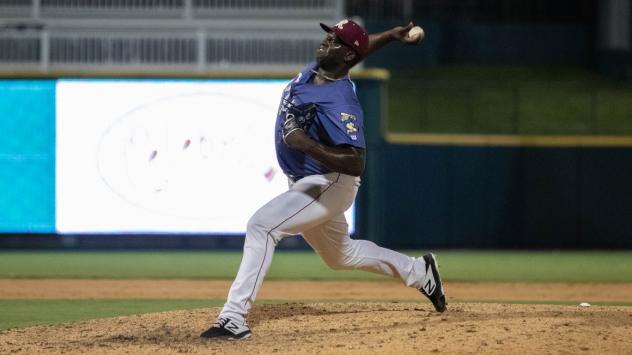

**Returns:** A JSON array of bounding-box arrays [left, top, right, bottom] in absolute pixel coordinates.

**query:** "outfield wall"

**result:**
[[357, 79, 632, 249], [0, 77, 631, 248], [360, 143, 632, 249]]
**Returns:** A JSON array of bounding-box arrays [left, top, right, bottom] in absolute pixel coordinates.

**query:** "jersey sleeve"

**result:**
[[317, 106, 366, 149]]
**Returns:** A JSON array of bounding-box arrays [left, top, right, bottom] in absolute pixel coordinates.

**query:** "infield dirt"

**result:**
[[1, 280, 632, 354]]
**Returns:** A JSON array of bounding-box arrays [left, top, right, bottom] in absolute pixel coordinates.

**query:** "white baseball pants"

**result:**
[[219, 172, 427, 325]]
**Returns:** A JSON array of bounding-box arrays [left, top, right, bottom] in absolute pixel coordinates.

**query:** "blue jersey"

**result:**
[[275, 62, 366, 179]]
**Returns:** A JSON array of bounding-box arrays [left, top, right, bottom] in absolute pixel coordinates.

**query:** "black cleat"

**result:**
[[200, 317, 252, 340], [418, 253, 447, 312]]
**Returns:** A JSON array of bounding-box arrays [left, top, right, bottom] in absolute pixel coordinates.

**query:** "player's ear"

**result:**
[[344, 50, 357, 64]]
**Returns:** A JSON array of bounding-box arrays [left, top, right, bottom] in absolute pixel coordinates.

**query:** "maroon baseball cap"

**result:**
[[320, 19, 369, 58]]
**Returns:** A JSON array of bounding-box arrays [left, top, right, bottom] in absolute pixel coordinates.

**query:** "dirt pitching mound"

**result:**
[[2, 302, 631, 354]]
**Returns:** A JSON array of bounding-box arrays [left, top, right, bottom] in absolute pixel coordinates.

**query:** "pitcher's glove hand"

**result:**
[[282, 111, 302, 145], [282, 103, 317, 145]]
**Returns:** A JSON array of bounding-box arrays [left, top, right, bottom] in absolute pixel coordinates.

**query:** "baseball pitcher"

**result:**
[[201, 19, 445, 340]]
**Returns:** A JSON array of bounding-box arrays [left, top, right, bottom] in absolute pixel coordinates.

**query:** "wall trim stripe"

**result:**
[[385, 132, 632, 147]]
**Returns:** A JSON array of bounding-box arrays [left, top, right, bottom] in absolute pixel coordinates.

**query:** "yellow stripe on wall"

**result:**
[[385, 132, 632, 147], [0, 68, 390, 80]]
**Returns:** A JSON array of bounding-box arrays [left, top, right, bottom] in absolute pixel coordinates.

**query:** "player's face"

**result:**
[[316, 32, 351, 66]]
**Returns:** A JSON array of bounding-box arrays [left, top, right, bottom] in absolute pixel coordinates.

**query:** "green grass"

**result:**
[[0, 251, 381, 280], [0, 299, 224, 330], [387, 66, 632, 135], [1, 250, 632, 283], [430, 251, 632, 283], [1, 250, 632, 330]]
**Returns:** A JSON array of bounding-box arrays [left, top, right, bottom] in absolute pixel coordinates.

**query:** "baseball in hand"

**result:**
[[408, 26, 425, 44]]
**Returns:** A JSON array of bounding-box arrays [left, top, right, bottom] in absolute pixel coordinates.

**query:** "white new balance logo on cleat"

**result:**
[[224, 320, 249, 335], [422, 267, 436, 295], [201, 317, 252, 340]]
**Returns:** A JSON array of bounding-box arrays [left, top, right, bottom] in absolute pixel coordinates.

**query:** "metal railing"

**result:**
[[0, 28, 323, 72], [49, 35, 198, 65], [0, 34, 40, 63], [0, 0, 343, 19], [28, 31, 322, 70], [0, 0, 343, 73], [194, 0, 341, 19], [0, 1, 30, 19], [205, 35, 319, 66]]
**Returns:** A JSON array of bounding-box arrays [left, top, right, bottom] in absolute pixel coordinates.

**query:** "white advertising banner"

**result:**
[[55, 79, 355, 234]]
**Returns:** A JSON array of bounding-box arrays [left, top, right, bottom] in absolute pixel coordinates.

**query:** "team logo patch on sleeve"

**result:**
[[340, 112, 356, 122], [346, 122, 358, 140], [340, 113, 358, 140]]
